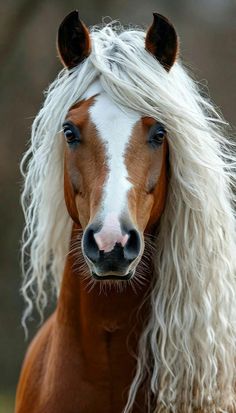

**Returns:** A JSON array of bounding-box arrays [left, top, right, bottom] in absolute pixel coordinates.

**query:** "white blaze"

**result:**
[[86, 80, 141, 252]]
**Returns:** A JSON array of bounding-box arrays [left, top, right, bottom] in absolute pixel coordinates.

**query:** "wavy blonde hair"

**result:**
[[21, 23, 236, 412]]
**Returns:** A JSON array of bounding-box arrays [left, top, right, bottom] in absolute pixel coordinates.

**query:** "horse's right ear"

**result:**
[[57, 10, 91, 69]]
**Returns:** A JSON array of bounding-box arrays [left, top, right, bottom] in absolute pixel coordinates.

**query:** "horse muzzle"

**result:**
[[82, 224, 142, 281]]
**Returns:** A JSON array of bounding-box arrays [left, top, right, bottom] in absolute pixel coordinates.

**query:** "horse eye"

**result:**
[[148, 124, 166, 149], [62, 122, 80, 145]]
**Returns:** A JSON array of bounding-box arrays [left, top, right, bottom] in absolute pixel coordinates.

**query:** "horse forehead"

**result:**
[[88, 93, 141, 151]]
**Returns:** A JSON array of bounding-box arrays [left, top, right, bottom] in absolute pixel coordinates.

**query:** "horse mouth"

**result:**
[[91, 270, 134, 281]]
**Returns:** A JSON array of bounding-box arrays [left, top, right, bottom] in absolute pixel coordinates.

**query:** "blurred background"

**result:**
[[0, 0, 235, 412]]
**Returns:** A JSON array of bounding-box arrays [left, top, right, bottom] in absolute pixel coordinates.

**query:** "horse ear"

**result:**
[[57, 10, 91, 69], [145, 13, 178, 71]]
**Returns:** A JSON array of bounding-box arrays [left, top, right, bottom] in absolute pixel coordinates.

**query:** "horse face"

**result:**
[[59, 11, 177, 280], [63, 82, 168, 280]]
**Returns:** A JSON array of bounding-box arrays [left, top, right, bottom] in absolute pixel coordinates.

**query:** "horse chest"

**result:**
[[38, 323, 144, 413]]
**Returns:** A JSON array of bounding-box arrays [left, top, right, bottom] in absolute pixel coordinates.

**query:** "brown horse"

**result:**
[[15, 11, 236, 413]]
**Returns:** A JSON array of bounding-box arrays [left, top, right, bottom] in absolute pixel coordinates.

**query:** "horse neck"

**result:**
[[56, 224, 152, 344]]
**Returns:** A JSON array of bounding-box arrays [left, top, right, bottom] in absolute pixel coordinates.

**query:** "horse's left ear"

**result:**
[[145, 13, 178, 71], [57, 10, 91, 69]]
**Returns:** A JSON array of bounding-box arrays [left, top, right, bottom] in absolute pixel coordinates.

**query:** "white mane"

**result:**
[[21, 23, 236, 412]]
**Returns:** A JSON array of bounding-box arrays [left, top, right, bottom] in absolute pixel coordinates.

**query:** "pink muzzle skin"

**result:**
[[94, 212, 129, 253]]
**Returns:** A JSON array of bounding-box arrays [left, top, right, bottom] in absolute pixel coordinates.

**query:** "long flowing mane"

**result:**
[[21, 22, 236, 412]]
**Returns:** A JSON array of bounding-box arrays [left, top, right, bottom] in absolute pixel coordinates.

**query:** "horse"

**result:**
[[15, 10, 236, 413]]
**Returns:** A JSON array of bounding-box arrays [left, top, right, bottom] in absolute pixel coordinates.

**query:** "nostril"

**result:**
[[124, 229, 141, 262], [83, 228, 100, 263]]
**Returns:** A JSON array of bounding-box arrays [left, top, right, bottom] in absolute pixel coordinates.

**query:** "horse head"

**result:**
[[58, 11, 178, 281]]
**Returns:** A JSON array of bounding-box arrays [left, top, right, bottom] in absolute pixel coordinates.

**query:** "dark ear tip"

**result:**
[[67, 10, 79, 18], [152, 13, 174, 28], [59, 10, 80, 26]]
